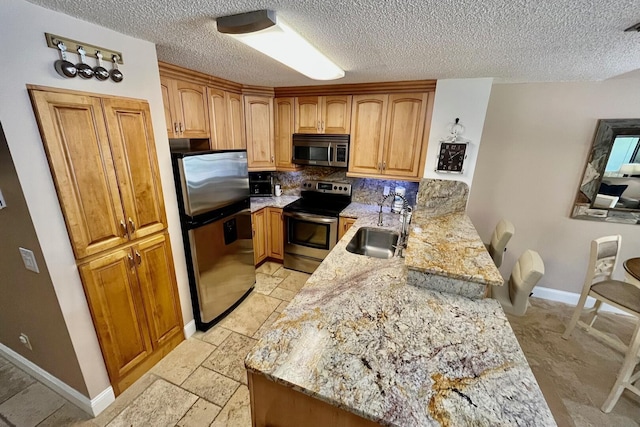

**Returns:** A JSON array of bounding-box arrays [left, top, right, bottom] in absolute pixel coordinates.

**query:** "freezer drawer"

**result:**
[[188, 208, 255, 324]]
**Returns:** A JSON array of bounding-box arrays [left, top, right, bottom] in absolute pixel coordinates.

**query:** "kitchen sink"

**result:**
[[346, 227, 400, 259]]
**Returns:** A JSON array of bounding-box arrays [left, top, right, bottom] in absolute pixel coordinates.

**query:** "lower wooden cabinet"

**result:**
[[252, 209, 267, 265], [252, 207, 284, 265], [338, 217, 357, 240], [78, 232, 183, 395], [267, 208, 284, 261]]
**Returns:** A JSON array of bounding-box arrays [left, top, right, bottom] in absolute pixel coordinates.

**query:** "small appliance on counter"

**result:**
[[249, 171, 274, 196], [171, 149, 254, 331], [283, 180, 352, 273]]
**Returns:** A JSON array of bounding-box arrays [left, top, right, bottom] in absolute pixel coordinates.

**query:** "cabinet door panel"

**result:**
[[323, 96, 352, 134], [295, 97, 321, 133], [103, 99, 167, 241], [252, 209, 267, 264], [207, 88, 229, 150], [160, 77, 177, 138], [134, 234, 183, 347], [275, 98, 298, 171], [267, 208, 284, 260], [245, 96, 275, 170], [227, 92, 246, 149], [383, 93, 428, 177], [29, 90, 128, 258], [349, 95, 388, 175], [174, 81, 209, 138], [79, 249, 153, 382]]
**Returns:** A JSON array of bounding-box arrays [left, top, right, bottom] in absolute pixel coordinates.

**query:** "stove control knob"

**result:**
[[339, 186, 343, 191], [333, 186, 337, 190]]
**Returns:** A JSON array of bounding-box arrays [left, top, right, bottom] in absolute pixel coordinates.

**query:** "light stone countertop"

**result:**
[[404, 209, 504, 287], [245, 210, 555, 426], [339, 202, 382, 218], [249, 195, 299, 213]]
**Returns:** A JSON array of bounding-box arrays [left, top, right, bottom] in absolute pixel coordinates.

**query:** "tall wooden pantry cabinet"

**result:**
[[29, 87, 184, 395]]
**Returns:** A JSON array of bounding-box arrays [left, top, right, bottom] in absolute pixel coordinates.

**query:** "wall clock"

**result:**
[[436, 142, 467, 173]]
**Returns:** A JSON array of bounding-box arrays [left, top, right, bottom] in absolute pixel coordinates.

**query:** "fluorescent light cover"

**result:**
[[224, 17, 344, 81]]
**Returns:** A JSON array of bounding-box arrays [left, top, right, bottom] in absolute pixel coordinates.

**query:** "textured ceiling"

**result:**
[[26, 0, 640, 86]]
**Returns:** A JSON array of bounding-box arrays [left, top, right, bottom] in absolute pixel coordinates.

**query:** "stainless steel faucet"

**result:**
[[378, 193, 411, 246]]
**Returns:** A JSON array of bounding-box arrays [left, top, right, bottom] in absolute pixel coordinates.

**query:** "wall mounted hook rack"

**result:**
[[45, 33, 123, 64]]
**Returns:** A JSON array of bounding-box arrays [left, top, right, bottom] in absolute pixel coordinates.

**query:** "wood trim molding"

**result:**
[[158, 61, 242, 93], [275, 80, 437, 96], [158, 62, 436, 97]]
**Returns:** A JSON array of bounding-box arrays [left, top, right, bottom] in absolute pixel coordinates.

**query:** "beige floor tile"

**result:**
[[200, 326, 233, 346], [181, 366, 239, 407], [256, 262, 282, 275], [91, 373, 158, 427], [0, 363, 36, 404], [203, 333, 257, 384], [177, 398, 221, 427], [277, 270, 310, 292], [107, 379, 197, 427], [254, 272, 284, 295], [211, 385, 251, 427], [272, 267, 292, 279], [0, 356, 9, 368], [253, 312, 281, 340], [275, 300, 289, 313], [0, 382, 65, 427], [151, 338, 216, 385], [563, 399, 639, 427], [37, 402, 96, 426], [269, 287, 297, 302], [218, 293, 281, 336]]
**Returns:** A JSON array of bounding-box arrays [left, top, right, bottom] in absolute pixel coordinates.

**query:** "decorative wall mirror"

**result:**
[[572, 119, 640, 224]]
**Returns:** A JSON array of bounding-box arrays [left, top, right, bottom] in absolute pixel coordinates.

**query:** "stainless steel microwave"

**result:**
[[292, 134, 349, 168]]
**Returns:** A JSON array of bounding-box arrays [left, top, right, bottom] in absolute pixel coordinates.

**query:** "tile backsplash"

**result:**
[[274, 167, 418, 206]]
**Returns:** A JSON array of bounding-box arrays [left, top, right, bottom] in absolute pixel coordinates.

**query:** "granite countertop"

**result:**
[[245, 211, 555, 426], [339, 202, 382, 218], [404, 210, 504, 287], [250, 195, 299, 212]]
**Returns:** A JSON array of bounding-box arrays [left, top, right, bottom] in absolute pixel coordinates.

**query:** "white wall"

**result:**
[[0, 0, 191, 398], [423, 78, 493, 188], [467, 78, 640, 293]]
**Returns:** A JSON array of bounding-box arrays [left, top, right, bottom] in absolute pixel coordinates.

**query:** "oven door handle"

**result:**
[[283, 211, 338, 224]]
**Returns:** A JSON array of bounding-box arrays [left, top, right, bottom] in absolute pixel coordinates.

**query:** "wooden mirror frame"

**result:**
[[571, 119, 640, 225]]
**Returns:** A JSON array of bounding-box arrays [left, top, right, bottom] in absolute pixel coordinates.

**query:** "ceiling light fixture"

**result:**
[[216, 10, 345, 81]]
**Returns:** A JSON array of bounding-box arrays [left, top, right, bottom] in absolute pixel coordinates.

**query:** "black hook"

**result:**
[[455, 118, 460, 124]]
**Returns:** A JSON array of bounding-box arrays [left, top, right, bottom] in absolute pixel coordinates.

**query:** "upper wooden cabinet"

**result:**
[[245, 95, 275, 171], [348, 93, 432, 180], [208, 87, 245, 150], [30, 90, 167, 259], [294, 96, 351, 134], [274, 98, 300, 171], [160, 76, 209, 138]]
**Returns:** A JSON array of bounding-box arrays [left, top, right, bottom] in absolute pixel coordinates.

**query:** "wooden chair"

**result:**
[[561, 235, 640, 412], [485, 219, 515, 268], [491, 250, 545, 316]]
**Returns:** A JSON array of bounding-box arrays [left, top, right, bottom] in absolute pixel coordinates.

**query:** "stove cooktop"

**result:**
[[283, 180, 352, 217]]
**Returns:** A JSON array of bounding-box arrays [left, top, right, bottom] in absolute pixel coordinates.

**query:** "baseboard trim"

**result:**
[[183, 320, 196, 338], [0, 343, 115, 416], [532, 286, 629, 316]]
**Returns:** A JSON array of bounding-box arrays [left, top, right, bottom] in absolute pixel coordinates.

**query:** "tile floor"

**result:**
[[0, 262, 638, 426]]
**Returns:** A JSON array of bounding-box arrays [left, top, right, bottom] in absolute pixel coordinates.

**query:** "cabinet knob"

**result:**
[[135, 250, 142, 265], [382, 161, 387, 171], [271, 155, 274, 163], [174, 122, 179, 133], [127, 253, 135, 269], [120, 220, 128, 238], [128, 217, 136, 233], [179, 122, 184, 133], [317, 120, 321, 132], [322, 120, 325, 132]]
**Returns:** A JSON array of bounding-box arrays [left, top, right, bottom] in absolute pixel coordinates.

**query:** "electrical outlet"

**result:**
[[19, 333, 32, 350], [19, 247, 39, 273], [383, 186, 390, 196]]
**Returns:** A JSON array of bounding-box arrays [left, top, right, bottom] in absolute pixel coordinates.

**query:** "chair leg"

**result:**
[[588, 300, 603, 328], [563, 289, 591, 340], [601, 321, 640, 413]]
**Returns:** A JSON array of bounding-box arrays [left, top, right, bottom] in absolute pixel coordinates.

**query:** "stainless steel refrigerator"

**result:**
[[171, 150, 254, 330]]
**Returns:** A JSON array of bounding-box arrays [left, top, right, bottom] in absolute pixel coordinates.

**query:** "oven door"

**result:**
[[283, 211, 338, 260]]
